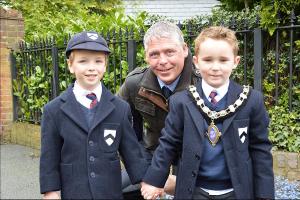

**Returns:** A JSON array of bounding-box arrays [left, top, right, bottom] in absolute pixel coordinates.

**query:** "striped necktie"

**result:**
[[209, 90, 218, 105], [86, 93, 97, 109]]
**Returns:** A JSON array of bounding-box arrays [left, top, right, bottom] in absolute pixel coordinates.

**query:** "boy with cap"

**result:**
[[39, 31, 148, 199], [141, 26, 274, 199]]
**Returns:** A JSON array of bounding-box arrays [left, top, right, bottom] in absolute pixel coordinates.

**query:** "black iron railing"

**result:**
[[11, 16, 300, 123]]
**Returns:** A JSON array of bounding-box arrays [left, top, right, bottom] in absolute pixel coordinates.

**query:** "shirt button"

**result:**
[[90, 172, 96, 178], [89, 156, 95, 162], [88, 141, 94, 146]]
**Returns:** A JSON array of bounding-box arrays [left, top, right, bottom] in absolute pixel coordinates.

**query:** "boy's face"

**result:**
[[145, 37, 188, 85], [193, 38, 240, 88], [68, 50, 107, 91]]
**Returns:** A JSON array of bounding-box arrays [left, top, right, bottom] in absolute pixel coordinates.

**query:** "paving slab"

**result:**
[[0, 144, 41, 199]]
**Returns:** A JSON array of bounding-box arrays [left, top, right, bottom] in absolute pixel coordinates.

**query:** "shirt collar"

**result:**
[[202, 79, 229, 101], [157, 75, 181, 92], [73, 81, 102, 101]]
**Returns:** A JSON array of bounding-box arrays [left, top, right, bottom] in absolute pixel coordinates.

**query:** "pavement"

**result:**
[[1, 144, 42, 199], [1, 144, 299, 199]]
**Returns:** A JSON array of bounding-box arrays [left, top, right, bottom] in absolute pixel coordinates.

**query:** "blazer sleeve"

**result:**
[[39, 105, 63, 194], [118, 103, 149, 184], [249, 90, 274, 198], [143, 95, 184, 188]]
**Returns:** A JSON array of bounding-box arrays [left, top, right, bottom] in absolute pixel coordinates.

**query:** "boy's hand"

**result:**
[[164, 174, 176, 195], [141, 182, 163, 199], [43, 191, 60, 199]]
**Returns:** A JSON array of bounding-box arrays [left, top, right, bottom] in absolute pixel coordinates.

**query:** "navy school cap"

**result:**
[[66, 31, 111, 58]]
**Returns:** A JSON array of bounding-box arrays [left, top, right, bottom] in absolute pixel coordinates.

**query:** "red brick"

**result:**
[[0, 73, 12, 79], [0, 89, 12, 95], [1, 112, 12, 119], [6, 26, 19, 32], [6, 31, 19, 38], [0, 53, 9, 60], [0, 64, 9, 71], [0, 91, 13, 98], [18, 32, 24, 38], [4, 9, 22, 19], [0, 8, 23, 136], [0, 102, 12, 109], [0, 20, 7, 30], [0, 107, 13, 112], [0, 42, 8, 48], [1, 79, 12, 87], [1, 117, 12, 122], [0, 94, 12, 100]]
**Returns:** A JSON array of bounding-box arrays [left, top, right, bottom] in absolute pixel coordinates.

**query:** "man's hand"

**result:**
[[141, 182, 163, 200], [164, 175, 176, 195], [43, 191, 60, 199]]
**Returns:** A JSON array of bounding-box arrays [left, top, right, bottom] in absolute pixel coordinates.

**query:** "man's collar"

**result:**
[[157, 75, 181, 92]]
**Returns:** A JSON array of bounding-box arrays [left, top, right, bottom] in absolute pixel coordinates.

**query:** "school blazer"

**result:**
[[143, 80, 274, 199], [40, 84, 148, 199]]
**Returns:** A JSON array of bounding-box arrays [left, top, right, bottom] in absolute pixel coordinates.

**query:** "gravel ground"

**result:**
[[275, 175, 300, 199], [165, 176, 300, 199]]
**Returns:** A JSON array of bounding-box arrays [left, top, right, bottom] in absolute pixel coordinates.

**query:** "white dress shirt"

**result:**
[[202, 79, 229, 103], [72, 81, 102, 109]]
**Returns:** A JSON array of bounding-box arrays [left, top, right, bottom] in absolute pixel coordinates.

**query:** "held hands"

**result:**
[[43, 191, 60, 199], [141, 182, 164, 200]]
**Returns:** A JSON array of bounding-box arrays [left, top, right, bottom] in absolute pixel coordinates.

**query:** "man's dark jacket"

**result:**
[[117, 51, 199, 151]]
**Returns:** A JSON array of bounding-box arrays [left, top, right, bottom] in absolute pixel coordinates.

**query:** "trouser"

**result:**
[[192, 187, 235, 200]]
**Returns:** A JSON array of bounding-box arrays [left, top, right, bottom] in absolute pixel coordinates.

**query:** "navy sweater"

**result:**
[[196, 94, 232, 190]]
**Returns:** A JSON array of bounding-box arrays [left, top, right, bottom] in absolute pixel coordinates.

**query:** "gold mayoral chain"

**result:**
[[189, 85, 250, 147]]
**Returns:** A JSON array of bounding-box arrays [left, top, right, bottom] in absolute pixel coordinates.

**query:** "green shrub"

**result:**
[[9, 2, 300, 152], [269, 105, 300, 152]]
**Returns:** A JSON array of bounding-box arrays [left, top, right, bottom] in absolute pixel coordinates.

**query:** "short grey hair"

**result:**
[[143, 21, 185, 51]]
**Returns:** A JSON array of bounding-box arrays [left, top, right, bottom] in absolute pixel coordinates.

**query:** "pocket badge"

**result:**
[[104, 129, 116, 146], [238, 127, 248, 143]]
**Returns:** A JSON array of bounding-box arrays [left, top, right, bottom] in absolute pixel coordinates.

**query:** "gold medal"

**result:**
[[206, 120, 222, 147]]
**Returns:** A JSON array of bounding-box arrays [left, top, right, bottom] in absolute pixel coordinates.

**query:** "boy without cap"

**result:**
[[141, 26, 274, 199]]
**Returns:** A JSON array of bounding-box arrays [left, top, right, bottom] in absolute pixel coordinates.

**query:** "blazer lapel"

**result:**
[[89, 85, 115, 132], [186, 81, 205, 140], [60, 85, 89, 133], [222, 81, 243, 136]]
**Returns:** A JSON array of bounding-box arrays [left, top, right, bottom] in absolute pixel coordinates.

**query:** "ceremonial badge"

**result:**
[[207, 121, 222, 146], [189, 85, 250, 147]]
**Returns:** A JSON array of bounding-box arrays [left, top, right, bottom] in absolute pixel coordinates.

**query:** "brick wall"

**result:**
[[0, 8, 24, 141]]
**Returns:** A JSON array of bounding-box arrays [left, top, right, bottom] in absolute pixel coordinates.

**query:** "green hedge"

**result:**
[[12, 5, 300, 152]]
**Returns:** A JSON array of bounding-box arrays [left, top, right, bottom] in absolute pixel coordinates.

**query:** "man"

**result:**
[[117, 21, 199, 198]]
